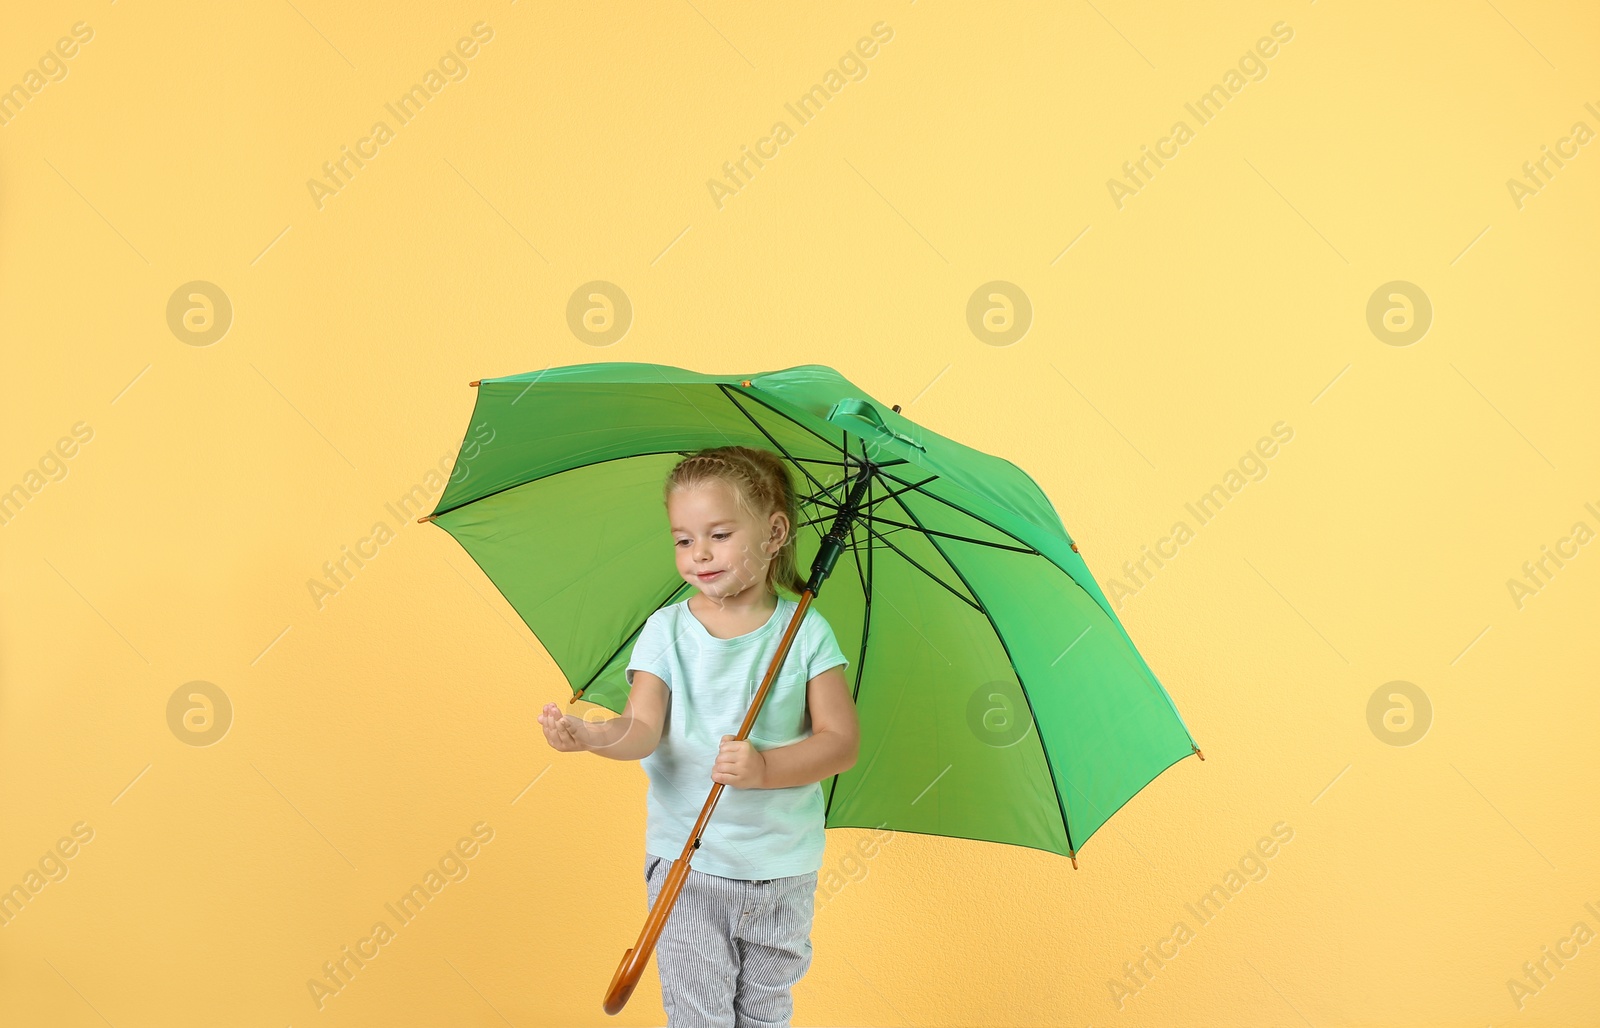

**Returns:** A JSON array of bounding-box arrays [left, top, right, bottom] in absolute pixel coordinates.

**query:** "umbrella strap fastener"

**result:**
[[826, 398, 926, 452]]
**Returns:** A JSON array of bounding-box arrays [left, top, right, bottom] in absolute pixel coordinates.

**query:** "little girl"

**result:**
[[537, 444, 859, 1027]]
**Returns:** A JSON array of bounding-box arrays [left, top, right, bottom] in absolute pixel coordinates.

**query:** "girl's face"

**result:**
[[667, 479, 785, 605]]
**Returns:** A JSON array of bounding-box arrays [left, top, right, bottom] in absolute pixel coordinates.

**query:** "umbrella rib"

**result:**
[[428, 448, 704, 520], [717, 394, 1061, 586], [790, 455, 911, 468], [716, 387, 944, 567], [882, 486, 1079, 860], [874, 463, 1133, 658], [712, 385, 996, 574], [716, 385, 847, 512], [1060, 749, 1195, 856], [720, 383, 869, 459], [877, 463, 1185, 756], [843, 435, 878, 625], [865, 476, 943, 511], [854, 521, 982, 612], [850, 515, 1038, 554], [713, 389, 860, 565], [794, 489, 843, 514], [794, 509, 917, 539], [717, 385, 937, 505], [869, 466, 1050, 561], [827, 453, 879, 821], [796, 474, 941, 526], [573, 580, 695, 701], [844, 453, 879, 667], [429, 384, 908, 524], [793, 472, 933, 526], [848, 506, 875, 658]]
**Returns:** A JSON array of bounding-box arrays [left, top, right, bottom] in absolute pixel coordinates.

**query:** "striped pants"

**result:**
[[644, 852, 818, 1027]]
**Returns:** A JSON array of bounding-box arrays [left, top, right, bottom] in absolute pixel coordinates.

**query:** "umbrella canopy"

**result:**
[[423, 362, 1200, 865]]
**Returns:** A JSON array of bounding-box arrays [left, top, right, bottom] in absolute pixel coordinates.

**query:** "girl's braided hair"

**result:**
[[665, 445, 807, 598]]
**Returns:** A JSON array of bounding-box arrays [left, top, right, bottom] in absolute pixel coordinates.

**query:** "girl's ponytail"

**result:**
[[744, 447, 807, 598]]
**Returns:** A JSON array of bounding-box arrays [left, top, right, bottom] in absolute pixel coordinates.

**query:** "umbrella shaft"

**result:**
[[807, 462, 878, 596]]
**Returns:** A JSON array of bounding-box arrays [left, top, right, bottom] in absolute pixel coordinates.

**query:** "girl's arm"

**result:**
[[754, 665, 859, 789], [574, 672, 668, 761]]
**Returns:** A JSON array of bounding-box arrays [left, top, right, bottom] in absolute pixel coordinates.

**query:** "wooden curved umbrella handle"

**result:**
[[602, 816, 713, 1014]]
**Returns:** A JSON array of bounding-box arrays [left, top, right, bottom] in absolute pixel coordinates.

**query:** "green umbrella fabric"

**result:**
[[424, 362, 1200, 864]]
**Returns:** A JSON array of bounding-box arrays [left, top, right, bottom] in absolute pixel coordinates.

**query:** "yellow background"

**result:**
[[2, 1, 1597, 1025]]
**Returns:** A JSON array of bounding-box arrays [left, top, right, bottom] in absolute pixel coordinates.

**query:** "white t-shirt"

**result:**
[[626, 594, 850, 880]]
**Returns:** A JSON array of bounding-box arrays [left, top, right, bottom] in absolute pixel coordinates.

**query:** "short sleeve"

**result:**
[[805, 610, 849, 680], [625, 610, 674, 689]]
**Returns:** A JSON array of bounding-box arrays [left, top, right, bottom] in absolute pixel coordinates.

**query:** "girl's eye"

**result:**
[[675, 533, 731, 545]]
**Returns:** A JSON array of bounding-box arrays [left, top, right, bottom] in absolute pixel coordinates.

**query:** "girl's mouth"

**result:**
[[696, 571, 723, 581]]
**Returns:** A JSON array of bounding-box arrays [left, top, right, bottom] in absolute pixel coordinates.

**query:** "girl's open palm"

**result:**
[[538, 702, 588, 752]]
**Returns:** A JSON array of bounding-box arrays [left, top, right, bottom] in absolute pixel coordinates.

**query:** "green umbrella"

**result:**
[[419, 361, 1202, 1013]]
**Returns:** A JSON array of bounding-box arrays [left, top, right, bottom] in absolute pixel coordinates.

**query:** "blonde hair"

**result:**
[[665, 445, 806, 597]]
